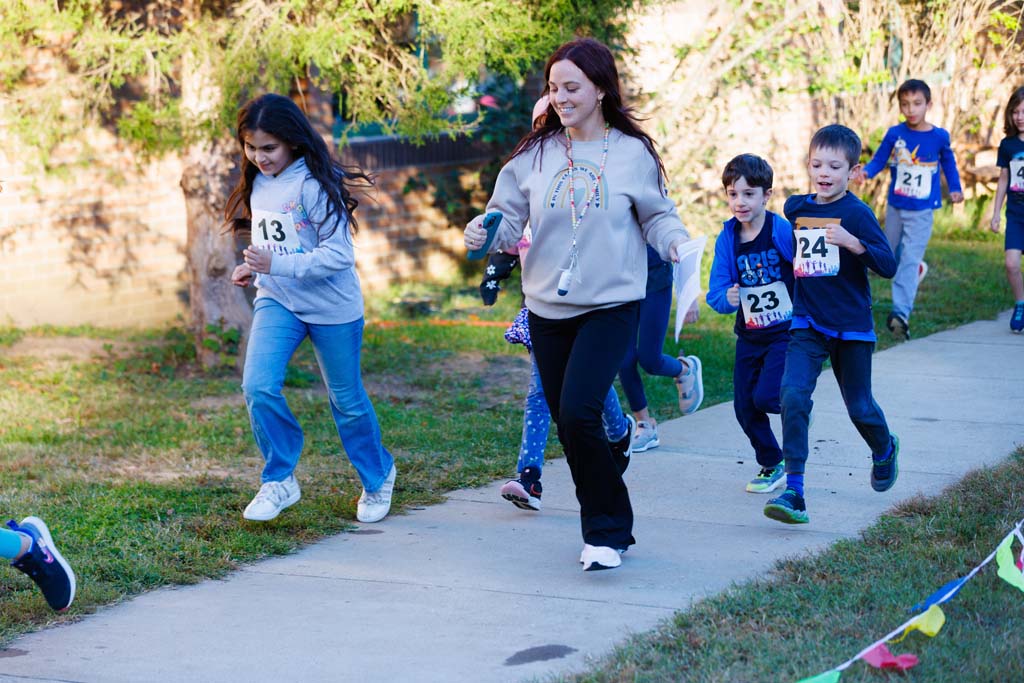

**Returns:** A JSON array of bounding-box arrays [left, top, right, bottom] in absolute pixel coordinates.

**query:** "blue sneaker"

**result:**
[[871, 434, 900, 492], [1011, 302, 1024, 333], [8, 517, 76, 611], [746, 464, 785, 494], [764, 489, 809, 524]]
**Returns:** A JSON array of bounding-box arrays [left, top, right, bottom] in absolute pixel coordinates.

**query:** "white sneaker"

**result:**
[[632, 421, 660, 452], [580, 544, 622, 571], [243, 475, 301, 521], [676, 355, 704, 415], [357, 464, 397, 523]]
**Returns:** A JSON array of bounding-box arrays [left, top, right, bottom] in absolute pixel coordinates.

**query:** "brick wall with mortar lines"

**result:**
[[0, 142, 481, 328]]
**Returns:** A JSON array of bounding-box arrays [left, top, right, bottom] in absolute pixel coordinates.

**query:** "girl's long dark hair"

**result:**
[[1004, 86, 1024, 137], [509, 38, 667, 186], [224, 93, 371, 237]]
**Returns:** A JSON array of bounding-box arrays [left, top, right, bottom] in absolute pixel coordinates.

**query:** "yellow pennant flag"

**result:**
[[996, 533, 1024, 594], [890, 605, 945, 643]]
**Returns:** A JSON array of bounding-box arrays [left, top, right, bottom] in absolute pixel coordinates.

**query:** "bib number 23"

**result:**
[[740, 281, 793, 329]]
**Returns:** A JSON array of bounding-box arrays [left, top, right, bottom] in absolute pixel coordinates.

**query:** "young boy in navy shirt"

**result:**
[[765, 125, 900, 525], [859, 79, 963, 339], [707, 154, 794, 494]]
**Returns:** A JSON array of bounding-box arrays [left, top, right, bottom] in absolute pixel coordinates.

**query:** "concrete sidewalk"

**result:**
[[1, 313, 1021, 683]]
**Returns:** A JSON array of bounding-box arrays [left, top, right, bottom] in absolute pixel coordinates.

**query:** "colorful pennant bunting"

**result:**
[[792, 518, 1024, 683]]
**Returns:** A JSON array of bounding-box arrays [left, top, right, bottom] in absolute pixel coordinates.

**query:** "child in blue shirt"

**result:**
[[859, 79, 963, 339], [764, 125, 899, 525], [988, 86, 1024, 333], [707, 154, 794, 494]]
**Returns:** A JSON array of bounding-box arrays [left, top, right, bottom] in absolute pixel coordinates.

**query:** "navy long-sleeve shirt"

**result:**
[[784, 192, 897, 341], [862, 123, 961, 211]]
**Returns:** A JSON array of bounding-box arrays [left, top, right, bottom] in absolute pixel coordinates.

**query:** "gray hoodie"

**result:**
[[487, 129, 689, 319], [251, 157, 363, 324]]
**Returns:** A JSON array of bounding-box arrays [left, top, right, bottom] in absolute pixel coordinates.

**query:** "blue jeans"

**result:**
[[734, 335, 788, 468], [242, 298, 393, 491], [780, 327, 891, 476], [618, 285, 683, 412], [518, 352, 628, 474], [884, 206, 934, 319]]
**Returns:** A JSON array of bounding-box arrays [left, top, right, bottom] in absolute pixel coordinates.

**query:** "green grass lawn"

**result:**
[[0, 204, 1018, 680]]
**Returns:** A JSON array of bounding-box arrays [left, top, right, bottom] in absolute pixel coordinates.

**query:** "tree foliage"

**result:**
[[1, 0, 643, 161], [649, 0, 1024, 218]]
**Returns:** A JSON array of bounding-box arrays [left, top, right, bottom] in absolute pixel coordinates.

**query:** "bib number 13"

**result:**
[[250, 209, 300, 252], [258, 217, 287, 242]]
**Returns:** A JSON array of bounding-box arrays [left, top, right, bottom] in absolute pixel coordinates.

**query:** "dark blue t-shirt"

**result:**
[[997, 136, 1024, 222]]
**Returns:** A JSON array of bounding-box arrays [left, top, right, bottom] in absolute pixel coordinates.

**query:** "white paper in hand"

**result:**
[[672, 235, 708, 342]]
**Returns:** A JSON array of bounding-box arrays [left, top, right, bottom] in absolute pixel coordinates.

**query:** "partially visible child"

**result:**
[[618, 245, 704, 453], [765, 125, 899, 525], [480, 239, 635, 512], [2, 516, 75, 611], [706, 154, 794, 494], [988, 86, 1024, 333], [859, 79, 963, 340]]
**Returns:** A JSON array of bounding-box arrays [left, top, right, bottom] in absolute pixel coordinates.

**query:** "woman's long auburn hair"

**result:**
[[224, 93, 371, 238], [509, 38, 667, 186]]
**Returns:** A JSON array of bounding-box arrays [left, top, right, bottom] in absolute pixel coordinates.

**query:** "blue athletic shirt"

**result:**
[[863, 123, 962, 211], [706, 211, 794, 342], [783, 192, 896, 341]]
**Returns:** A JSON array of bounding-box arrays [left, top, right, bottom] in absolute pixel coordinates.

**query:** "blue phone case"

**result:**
[[467, 212, 503, 261]]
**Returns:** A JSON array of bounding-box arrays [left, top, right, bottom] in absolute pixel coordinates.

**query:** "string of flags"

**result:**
[[795, 517, 1024, 682]]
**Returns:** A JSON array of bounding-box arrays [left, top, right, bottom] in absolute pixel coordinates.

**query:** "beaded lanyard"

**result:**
[[563, 122, 610, 285]]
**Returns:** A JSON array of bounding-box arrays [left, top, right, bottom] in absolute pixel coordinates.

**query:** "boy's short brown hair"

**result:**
[[809, 125, 861, 168], [721, 154, 774, 190]]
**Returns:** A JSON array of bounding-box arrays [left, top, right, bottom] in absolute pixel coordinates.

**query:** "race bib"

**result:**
[[894, 163, 931, 199], [1010, 159, 1024, 193], [793, 218, 840, 277], [740, 280, 793, 330], [251, 209, 301, 253]]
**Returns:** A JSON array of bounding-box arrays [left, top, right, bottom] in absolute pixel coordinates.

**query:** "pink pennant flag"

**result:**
[[861, 643, 919, 671]]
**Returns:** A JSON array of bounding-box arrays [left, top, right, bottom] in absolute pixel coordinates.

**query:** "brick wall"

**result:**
[[0, 131, 484, 328], [0, 137, 190, 328]]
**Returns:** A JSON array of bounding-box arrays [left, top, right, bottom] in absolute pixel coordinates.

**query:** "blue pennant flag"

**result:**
[[911, 576, 968, 613]]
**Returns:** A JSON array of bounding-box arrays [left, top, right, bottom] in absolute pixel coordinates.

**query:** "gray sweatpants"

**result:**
[[884, 206, 934, 319]]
